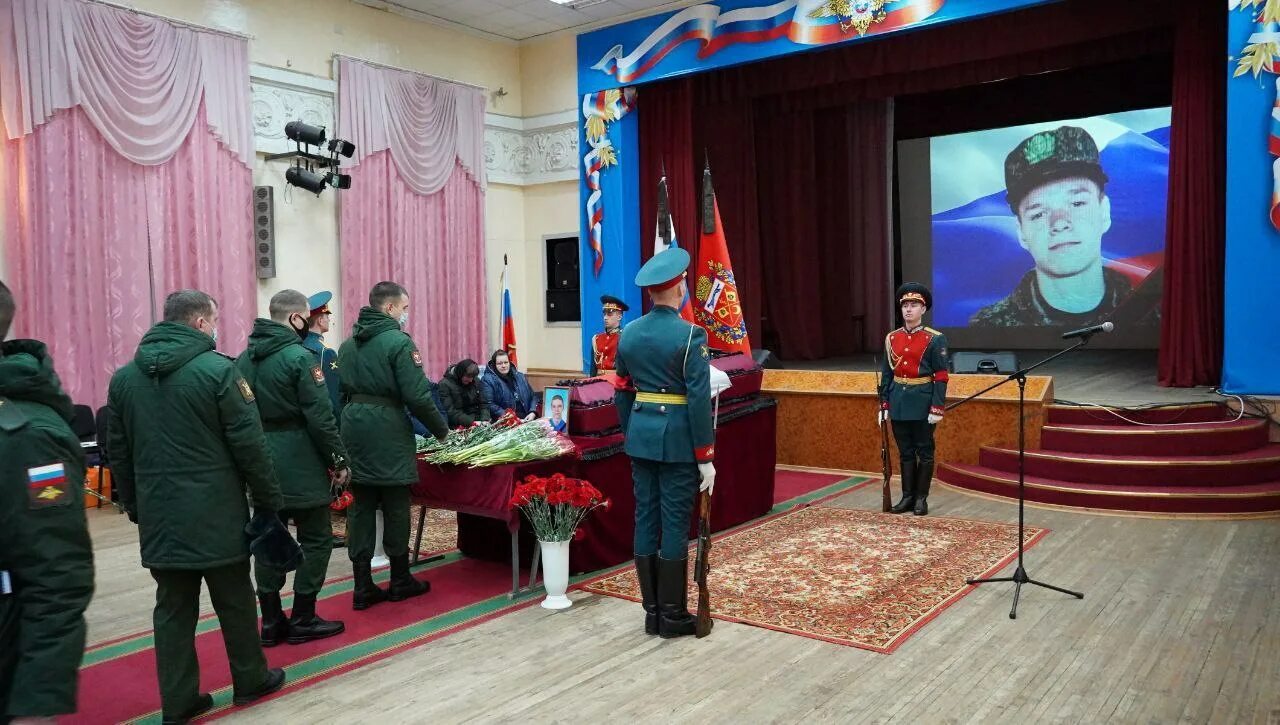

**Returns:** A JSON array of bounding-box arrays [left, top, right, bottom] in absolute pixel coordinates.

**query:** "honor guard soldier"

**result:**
[[338, 281, 449, 611], [107, 290, 286, 722], [302, 291, 342, 416], [877, 282, 950, 516], [236, 290, 352, 647], [613, 248, 716, 639], [590, 294, 628, 375], [0, 280, 95, 723]]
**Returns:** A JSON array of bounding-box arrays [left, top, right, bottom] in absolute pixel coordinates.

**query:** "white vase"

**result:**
[[539, 539, 573, 610]]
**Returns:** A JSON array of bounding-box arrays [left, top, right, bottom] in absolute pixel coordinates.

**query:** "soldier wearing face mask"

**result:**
[[235, 290, 351, 647], [336, 281, 449, 611]]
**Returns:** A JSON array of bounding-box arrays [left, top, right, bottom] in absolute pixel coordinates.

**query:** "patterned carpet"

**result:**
[[329, 507, 460, 556], [581, 505, 1047, 653]]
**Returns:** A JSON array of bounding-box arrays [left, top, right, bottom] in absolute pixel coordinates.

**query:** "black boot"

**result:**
[[161, 693, 213, 724], [351, 559, 388, 611], [287, 592, 345, 644], [914, 461, 934, 516], [232, 667, 286, 706], [657, 556, 696, 639], [635, 554, 659, 635], [388, 554, 430, 601], [257, 592, 289, 647], [889, 459, 917, 514]]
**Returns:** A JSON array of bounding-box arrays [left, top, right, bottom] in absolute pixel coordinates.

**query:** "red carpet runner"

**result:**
[[72, 468, 863, 724]]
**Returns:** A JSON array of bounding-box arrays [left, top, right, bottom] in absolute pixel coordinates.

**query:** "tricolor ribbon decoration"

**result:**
[[591, 0, 945, 84], [582, 87, 637, 276]]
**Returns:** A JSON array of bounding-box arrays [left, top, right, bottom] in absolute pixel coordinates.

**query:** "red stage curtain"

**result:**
[[638, 77, 697, 272], [1158, 0, 1225, 387]]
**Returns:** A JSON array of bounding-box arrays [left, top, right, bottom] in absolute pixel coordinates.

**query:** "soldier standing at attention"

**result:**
[[236, 290, 351, 646], [878, 283, 950, 516], [613, 248, 716, 639], [302, 291, 342, 417], [107, 289, 286, 723], [0, 280, 95, 724], [590, 294, 628, 376], [338, 281, 449, 611]]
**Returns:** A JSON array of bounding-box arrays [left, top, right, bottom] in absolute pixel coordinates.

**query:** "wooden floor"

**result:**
[[83, 482, 1280, 724]]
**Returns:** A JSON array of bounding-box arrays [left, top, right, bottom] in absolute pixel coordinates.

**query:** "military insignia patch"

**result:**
[[1024, 132, 1056, 165], [237, 378, 255, 403], [27, 463, 71, 509], [701, 345, 710, 360], [311, 365, 325, 385], [411, 350, 423, 367]]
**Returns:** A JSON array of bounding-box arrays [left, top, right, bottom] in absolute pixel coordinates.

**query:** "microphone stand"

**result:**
[[944, 334, 1097, 619]]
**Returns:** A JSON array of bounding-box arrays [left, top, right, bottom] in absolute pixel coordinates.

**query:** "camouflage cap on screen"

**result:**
[[1004, 125, 1109, 212]]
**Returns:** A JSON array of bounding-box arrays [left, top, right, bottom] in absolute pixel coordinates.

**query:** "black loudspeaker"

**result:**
[[951, 351, 1018, 374], [253, 186, 276, 279], [546, 290, 580, 323], [546, 237, 579, 291], [752, 348, 783, 369]]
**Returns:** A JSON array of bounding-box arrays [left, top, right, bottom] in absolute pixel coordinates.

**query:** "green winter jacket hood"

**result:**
[[133, 321, 215, 378], [0, 340, 74, 422], [351, 306, 402, 342], [246, 317, 304, 360]]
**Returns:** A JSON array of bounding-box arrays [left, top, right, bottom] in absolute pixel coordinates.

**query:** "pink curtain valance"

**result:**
[[0, 0, 253, 166], [337, 56, 485, 195]]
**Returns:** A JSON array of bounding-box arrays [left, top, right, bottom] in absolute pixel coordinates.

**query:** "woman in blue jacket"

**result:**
[[481, 350, 538, 421]]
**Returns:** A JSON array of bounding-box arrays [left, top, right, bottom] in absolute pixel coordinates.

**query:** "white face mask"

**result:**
[[211, 328, 219, 345], [398, 311, 409, 328]]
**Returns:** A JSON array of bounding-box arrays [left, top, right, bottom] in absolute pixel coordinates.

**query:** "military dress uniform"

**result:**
[[302, 291, 342, 417], [337, 306, 449, 610], [878, 283, 950, 516], [590, 294, 629, 375], [107, 321, 286, 721], [236, 317, 350, 646], [613, 248, 715, 639], [0, 340, 94, 723]]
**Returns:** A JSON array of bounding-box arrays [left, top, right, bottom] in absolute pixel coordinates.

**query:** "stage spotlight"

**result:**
[[327, 138, 355, 158], [286, 166, 329, 195], [327, 172, 352, 190], [285, 121, 326, 146]]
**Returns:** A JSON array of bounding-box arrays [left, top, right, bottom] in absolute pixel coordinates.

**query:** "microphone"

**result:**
[[1061, 321, 1113, 340]]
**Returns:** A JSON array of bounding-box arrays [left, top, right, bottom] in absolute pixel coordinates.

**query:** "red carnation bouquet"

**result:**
[[509, 473, 609, 542]]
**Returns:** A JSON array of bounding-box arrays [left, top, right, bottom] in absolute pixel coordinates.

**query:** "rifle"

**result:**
[[876, 358, 892, 512], [695, 489, 713, 638]]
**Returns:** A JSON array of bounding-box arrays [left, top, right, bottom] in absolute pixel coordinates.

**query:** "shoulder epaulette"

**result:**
[[0, 397, 30, 432], [924, 327, 942, 336]]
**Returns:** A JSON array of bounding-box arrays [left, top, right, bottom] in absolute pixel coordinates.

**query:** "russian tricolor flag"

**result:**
[[654, 173, 696, 323], [500, 257, 519, 368], [27, 462, 67, 487]]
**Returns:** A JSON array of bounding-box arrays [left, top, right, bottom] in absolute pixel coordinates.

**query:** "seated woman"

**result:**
[[481, 350, 538, 421], [438, 359, 491, 428]]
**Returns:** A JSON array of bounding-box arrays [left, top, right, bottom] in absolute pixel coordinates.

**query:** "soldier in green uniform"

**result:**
[[107, 290, 285, 723], [302, 291, 342, 417], [613, 248, 716, 639], [878, 283, 950, 516], [0, 280, 95, 724], [236, 290, 351, 646], [338, 281, 449, 610]]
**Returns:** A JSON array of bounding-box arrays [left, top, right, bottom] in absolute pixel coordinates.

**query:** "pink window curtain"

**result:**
[[1, 0, 254, 406], [337, 57, 487, 375]]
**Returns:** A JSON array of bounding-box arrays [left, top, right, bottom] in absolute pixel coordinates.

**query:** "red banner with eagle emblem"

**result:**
[[694, 163, 751, 355]]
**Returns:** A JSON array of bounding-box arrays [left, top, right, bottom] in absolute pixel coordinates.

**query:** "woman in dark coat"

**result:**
[[438, 358, 491, 427], [481, 350, 538, 421]]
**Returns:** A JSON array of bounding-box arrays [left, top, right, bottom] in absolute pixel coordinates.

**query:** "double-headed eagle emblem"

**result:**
[[808, 0, 897, 36]]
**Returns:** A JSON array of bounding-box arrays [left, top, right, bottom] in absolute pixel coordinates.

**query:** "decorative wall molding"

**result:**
[[249, 64, 576, 186]]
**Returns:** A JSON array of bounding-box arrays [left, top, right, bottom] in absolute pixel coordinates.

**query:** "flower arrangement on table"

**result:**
[[508, 473, 610, 610], [508, 473, 610, 542], [416, 411, 575, 467]]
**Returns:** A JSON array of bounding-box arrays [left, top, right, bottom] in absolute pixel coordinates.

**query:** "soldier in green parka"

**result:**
[[107, 290, 285, 723], [0, 280, 95, 724], [236, 290, 351, 646], [337, 281, 449, 611]]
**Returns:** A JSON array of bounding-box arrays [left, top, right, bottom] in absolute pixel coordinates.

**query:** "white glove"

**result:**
[[928, 413, 942, 425], [877, 410, 889, 425], [697, 462, 716, 496]]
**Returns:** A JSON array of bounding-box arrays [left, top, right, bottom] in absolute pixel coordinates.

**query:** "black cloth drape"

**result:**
[[1158, 0, 1225, 387]]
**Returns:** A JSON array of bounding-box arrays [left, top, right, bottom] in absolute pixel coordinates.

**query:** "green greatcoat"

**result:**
[[107, 322, 283, 570], [337, 307, 449, 486], [0, 340, 95, 720], [236, 319, 348, 509]]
